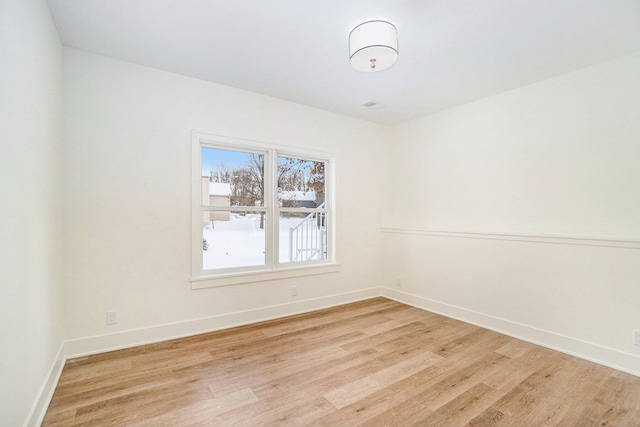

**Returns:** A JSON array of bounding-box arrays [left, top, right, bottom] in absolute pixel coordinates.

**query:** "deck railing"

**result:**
[[288, 203, 326, 262]]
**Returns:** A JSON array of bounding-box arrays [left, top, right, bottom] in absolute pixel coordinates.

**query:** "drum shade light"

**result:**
[[349, 20, 398, 72]]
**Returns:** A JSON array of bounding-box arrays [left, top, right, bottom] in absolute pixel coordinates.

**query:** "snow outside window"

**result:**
[[191, 133, 336, 287]]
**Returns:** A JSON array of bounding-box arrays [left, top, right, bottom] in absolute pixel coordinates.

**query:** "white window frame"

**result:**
[[191, 131, 339, 289]]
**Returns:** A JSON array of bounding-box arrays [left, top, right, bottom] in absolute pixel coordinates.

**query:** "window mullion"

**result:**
[[264, 149, 276, 269], [201, 206, 267, 212]]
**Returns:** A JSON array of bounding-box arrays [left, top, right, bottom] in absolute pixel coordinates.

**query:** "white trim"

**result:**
[[382, 287, 640, 377], [381, 227, 640, 250], [191, 263, 341, 288], [65, 287, 379, 358], [191, 132, 204, 277], [194, 131, 337, 160], [24, 343, 66, 427]]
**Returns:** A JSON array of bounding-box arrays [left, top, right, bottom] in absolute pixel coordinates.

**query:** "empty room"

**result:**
[[2, 0, 640, 425]]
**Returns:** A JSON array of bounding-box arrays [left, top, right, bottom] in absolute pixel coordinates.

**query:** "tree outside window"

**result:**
[[199, 144, 330, 273]]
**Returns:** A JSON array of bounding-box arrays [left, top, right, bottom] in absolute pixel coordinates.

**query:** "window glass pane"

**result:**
[[279, 211, 328, 264], [203, 211, 266, 270], [277, 156, 325, 208], [202, 147, 264, 207]]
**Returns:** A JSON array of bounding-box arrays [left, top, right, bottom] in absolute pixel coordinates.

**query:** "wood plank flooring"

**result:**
[[42, 298, 640, 426]]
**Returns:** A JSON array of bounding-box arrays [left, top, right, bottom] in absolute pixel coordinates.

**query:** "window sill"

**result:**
[[191, 263, 341, 289]]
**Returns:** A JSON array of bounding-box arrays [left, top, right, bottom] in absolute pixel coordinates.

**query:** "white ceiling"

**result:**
[[46, 0, 640, 125]]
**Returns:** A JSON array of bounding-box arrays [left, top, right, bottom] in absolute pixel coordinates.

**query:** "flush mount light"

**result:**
[[349, 20, 398, 72]]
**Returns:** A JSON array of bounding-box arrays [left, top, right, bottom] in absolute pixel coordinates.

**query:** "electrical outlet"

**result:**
[[106, 311, 117, 325], [291, 285, 298, 297], [633, 330, 640, 346], [396, 277, 402, 287]]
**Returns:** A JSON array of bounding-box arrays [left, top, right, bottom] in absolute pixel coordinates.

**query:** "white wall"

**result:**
[[62, 48, 390, 354], [0, 0, 65, 425], [383, 53, 640, 374]]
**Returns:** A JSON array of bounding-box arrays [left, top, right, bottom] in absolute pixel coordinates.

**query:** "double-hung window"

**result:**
[[191, 132, 336, 288]]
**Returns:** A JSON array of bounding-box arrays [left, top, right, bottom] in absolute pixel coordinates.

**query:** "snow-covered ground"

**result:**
[[202, 213, 324, 270]]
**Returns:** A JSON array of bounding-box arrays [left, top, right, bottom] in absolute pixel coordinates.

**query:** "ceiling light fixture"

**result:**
[[349, 20, 398, 72]]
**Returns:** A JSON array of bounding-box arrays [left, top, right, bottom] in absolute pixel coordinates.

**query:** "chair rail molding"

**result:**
[[381, 227, 640, 250]]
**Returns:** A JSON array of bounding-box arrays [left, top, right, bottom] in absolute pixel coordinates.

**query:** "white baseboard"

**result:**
[[382, 287, 640, 377], [25, 343, 66, 427], [65, 287, 381, 358]]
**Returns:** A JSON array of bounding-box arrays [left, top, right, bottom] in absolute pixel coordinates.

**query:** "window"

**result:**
[[191, 132, 337, 287]]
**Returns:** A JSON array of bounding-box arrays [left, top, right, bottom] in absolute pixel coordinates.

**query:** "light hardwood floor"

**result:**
[[43, 298, 640, 426]]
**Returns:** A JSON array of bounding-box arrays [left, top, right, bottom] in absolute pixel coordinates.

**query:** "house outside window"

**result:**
[[191, 132, 337, 288]]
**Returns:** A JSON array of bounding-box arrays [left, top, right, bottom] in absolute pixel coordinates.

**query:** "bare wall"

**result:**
[[0, 0, 65, 425], [62, 48, 390, 354], [384, 53, 640, 374]]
